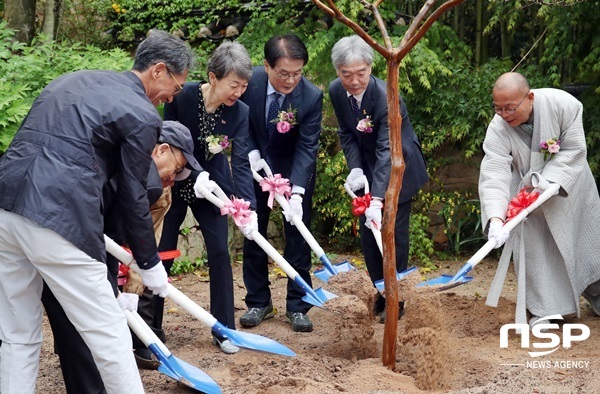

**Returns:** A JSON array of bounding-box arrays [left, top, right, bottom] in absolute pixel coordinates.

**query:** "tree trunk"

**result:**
[[475, 0, 483, 66], [42, 0, 62, 40], [381, 58, 403, 369], [4, 0, 38, 44]]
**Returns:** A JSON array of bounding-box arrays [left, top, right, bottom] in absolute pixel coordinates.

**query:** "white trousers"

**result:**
[[0, 209, 144, 394]]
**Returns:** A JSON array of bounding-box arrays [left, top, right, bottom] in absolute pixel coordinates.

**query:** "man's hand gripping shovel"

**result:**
[[418, 182, 561, 291], [194, 176, 337, 309], [251, 158, 356, 282], [105, 235, 296, 358], [344, 175, 418, 294]]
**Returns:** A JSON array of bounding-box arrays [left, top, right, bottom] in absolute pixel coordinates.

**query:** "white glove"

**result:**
[[194, 171, 217, 198], [117, 292, 139, 312], [140, 262, 169, 298], [248, 149, 262, 172], [346, 168, 365, 192], [531, 172, 558, 195], [283, 194, 303, 224], [365, 198, 383, 230], [488, 220, 509, 248], [239, 211, 258, 240]]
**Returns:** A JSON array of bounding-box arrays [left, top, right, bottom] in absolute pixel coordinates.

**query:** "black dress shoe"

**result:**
[[379, 302, 405, 324], [373, 294, 386, 315], [285, 311, 313, 332], [239, 303, 276, 327]]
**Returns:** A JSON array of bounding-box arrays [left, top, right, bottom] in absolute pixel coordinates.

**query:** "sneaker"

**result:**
[[239, 304, 276, 327], [285, 311, 313, 332], [212, 337, 240, 354], [582, 290, 600, 316]]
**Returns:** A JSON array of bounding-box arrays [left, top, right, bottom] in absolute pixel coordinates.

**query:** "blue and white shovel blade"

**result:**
[[334, 260, 356, 272], [148, 344, 222, 393], [313, 267, 333, 282], [216, 325, 296, 357], [301, 287, 338, 309], [417, 274, 474, 288], [374, 266, 419, 293]]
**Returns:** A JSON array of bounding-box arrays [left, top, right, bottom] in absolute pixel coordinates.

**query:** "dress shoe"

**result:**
[[239, 303, 276, 327], [379, 302, 405, 324], [133, 348, 160, 370], [285, 311, 313, 332], [212, 336, 240, 354]]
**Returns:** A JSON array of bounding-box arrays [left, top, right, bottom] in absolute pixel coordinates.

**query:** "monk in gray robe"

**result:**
[[479, 72, 600, 328]]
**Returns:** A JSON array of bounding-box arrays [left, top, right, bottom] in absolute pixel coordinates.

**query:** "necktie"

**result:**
[[349, 95, 360, 118], [267, 92, 282, 138]]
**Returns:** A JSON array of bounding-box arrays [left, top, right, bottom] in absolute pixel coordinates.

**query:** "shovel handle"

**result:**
[[124, 308, 171, 357], [104, 235, 219, 328]]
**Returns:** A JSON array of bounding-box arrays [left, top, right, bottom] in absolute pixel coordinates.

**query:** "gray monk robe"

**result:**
[[479, 88, 600, 324]]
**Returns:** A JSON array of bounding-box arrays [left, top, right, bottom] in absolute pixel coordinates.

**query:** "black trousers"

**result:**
[[242, 172, 315, 314], [358, 195, 412, 311], [157, 192, 236, 339]]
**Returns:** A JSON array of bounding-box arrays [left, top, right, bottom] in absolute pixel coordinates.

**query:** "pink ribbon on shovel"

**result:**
[[259, 174, 292, 208], [505, 187, 540, 222], [220, 197, 253, 226]]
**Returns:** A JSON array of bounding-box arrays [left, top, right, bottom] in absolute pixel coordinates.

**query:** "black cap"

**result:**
[[158, 121, 201, 180]]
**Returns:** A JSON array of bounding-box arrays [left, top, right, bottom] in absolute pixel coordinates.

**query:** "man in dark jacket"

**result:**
[[41, 120, 200, 394], [329, 35, 429, 323], [239, 34, 323, 333], [0, 31, 194, 394]]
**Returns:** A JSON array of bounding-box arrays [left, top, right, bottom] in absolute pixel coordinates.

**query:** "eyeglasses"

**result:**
[[167, 68, 183, 95], [272, 68, 303, 81], [168, 146, 184, 174], [493, 92, 529, 115]]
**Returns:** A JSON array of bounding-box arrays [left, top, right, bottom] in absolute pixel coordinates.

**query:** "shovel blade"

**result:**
[[213, 324, 296, 357], [374, 266, 419, 293], [417, 274, 473, 290], [301, 287, 338, 309], [148, 344, 222, 393], [314, 258, 357, 283]]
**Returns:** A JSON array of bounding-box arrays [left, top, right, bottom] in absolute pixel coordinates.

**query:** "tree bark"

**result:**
[[41, 0, 62, 40], [4, 0, 38, 44]]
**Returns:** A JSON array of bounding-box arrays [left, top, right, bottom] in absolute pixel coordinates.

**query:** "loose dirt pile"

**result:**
[[36, 257, 600, 393]]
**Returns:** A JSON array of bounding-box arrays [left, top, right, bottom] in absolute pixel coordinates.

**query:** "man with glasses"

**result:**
[[239, 33, 323, 332], [40, 120, 201, 393], [480, 72, 600, 331], [329, 35, 429, 323], [0, 30, 194, 393]]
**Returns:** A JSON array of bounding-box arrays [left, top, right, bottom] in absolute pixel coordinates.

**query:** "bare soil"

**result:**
[[37, 255, 600, 393]]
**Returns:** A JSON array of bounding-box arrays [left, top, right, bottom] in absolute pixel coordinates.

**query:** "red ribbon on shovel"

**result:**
[[505, 187, 540, 222], [350, 193, 373, 236]]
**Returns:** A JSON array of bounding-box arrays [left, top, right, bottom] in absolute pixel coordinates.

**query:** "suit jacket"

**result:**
[[329, 75, 428, 202], [240, 66, 323, 188], [164, 81, 256, 208]]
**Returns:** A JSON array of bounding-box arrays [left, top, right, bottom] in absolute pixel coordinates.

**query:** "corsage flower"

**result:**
[[540, 137, 560, 160], [357, 115, 373, 133], [271, 105, 298, 134], [205, 134, 231, 161]]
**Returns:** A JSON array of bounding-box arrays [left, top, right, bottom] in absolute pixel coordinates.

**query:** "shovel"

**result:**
[[343, 175, 417, 293], [124, 305, 221, 393], [418, 183, 560, 291], [195, 182, 337, 309], [105, 235, 296, 357], [251, 159, 356, 282]]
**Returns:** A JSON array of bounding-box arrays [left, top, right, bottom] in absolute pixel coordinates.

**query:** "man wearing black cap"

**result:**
[[41, 120, 201, 394]]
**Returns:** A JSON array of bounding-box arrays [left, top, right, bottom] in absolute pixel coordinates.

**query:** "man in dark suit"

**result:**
[[239, 34, 323, 332], [329, 35, 429, 323]]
